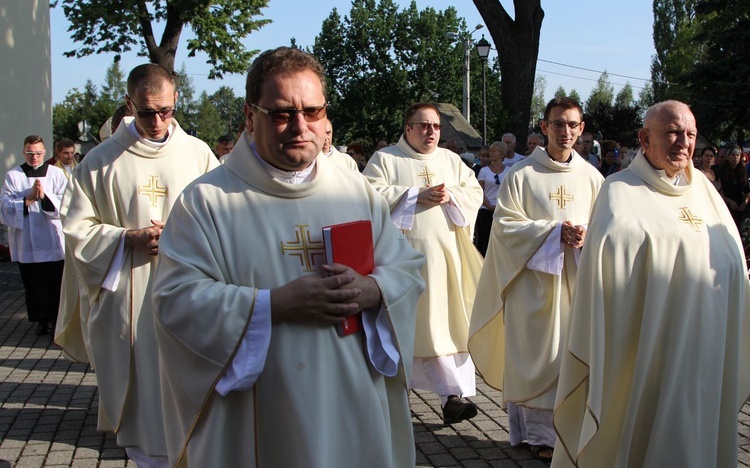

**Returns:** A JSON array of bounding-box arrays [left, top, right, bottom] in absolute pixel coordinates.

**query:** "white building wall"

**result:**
[[0, 1, 51, 244]]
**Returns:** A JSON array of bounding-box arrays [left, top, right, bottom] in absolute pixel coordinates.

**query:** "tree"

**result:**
[[313, 0, 504, 149], [194, 91, 225, 146], [585, 72, 615, 112], [210, 86, 245, 136], [100, 60, 126, 105], [52, 81, 116, 142], [55, 0, 272, 77], [650, 0, 699, 102], [529, 76, 547, 129], [614, 82, 635, 108], [473, 0, 544, 139], [174, 63, 198, 133], [553, 86, 566, 99], [568, 89, 581, 105]]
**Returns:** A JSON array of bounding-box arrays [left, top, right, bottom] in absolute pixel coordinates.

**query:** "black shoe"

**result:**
[[35, 322, 50, 336], [442, 395, 477, 424]]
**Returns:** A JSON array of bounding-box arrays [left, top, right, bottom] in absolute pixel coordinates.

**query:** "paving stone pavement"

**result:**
[[0, 261, 748, 467]]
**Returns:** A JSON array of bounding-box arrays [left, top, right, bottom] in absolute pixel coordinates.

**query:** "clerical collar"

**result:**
[[545, 149, 572, 164], [126, 120, 175, 148], [655, 169, 687, 186], [250, 142, 317, 184], [21, 163, 49, 177]]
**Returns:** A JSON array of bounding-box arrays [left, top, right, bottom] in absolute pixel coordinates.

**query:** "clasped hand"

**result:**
[[561, 221, 586, 249], [125, 219, 164, 256], [25, 180, 44, 205], [417, 183, 449, 206], [270, 263, 382, 325]]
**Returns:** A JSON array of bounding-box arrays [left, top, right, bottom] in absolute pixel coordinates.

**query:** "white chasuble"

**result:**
[[56, 117, 218, 456], [469, 147, 603, 409], [552, 152, 750, 467], [363, 135, 484, 358], [152, 136, 425, 467]]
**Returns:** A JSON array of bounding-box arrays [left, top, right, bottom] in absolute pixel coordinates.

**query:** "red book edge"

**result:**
[[322, 220, 374, 336]]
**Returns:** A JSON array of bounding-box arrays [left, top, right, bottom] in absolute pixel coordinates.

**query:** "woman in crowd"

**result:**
[[698, 146, 721, 192], [474, 141, 508, 256], [718, 145, 750, 228]]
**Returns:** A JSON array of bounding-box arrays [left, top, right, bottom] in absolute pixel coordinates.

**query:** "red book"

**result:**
[[322, 220, 374, 336]]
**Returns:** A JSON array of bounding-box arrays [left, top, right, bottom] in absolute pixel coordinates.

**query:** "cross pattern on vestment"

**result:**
[[280, 224, 326, 272], [138, 175, 168, 207], [678, 207, 703, 232], [550, 185, 574, 209], [417, 166, 437, 186]]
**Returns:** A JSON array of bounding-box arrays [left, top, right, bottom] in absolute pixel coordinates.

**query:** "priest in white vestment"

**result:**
[[552, 100, 750, 467], [152, 47, 425, 468], [469, 98, 603, 461], [55, 63, 218, 466], [323, 118, 358, 171], [363, 103, 484, 424]]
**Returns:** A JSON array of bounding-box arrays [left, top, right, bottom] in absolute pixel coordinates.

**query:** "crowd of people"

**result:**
[[0, 48, 748, 468]]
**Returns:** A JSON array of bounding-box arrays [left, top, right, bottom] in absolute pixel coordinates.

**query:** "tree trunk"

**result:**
[[473, 0, 544, 140], [136, 0, 184, 73]]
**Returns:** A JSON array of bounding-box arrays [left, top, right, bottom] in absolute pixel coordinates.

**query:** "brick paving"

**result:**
[[0, 261, 748, 467]]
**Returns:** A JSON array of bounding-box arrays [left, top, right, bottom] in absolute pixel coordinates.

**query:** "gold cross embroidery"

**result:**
[[138, 175, 168, 207], [280, 224, 326, 272], [678, 207, 703, 232], [550, 185, 574, 209], [417, 166, 437, 186]]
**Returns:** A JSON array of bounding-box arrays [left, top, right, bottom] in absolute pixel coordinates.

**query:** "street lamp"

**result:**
[[475, 35, 491, 144], [446, 24, 484, 123]]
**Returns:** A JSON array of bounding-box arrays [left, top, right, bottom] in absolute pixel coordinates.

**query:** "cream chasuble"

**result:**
[[152, 135, 425, 467], [55, 117, 218, 456], [363, 135, 483, 357], [328, 147, 359, 171], [552, 152, 750, 467], [469, 147, 603, 409]]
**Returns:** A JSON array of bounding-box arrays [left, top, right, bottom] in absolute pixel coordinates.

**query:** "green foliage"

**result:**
[[312, 0, 504, 150], [55, 0, 271, 77], [553, 86, 566, 99], [210, 86, 245, 137], [194, 91, 226, 146], [100, 61, 126, 106], [585, 72, 615, 112], [614, 83, 635, 108], [175, 63, 199, 132], [52, 80, 118, 142], [650, 0, 699, 101], [568, 89, 581, 105], [529, 76, 547, 129]]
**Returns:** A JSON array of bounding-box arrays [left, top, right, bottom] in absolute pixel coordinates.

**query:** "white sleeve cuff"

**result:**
[[361, 304, 400, 377], [215, 289, 272, 396], [389, 187, 418, 230], [102, 234, 126, 292], [444, 189, 468, 227], [526, 223, 564, 275]]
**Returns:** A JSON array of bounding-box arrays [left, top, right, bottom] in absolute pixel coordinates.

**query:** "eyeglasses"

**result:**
[[494, 173, 501, 185], [408, 122, 442, 131], [546, 120, 582, 130], [132, 106, 176, 120], [24, 151, 45, 156], [250, 103, 328, 124]]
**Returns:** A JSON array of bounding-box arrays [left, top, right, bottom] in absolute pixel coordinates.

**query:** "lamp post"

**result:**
[[446, 24, 483, 123], [475, 35, 491, 144]]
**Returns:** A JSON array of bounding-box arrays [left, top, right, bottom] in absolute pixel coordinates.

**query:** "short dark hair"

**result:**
[[55, 138, 75, 152], [127, 63, 176, 97], [216, 135, 234, 145], [245, 47, 327, 105], [404, 103, 440, 127], [111, 104, 131, 132], [347, 143, 364, 155], [23, 135, 44, 146], [543, 97, 583, 121]]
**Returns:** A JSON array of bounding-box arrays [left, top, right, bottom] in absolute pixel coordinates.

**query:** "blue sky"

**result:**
[[50, 0, 655, 105]]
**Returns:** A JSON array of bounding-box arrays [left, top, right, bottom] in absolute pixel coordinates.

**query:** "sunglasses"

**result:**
[[494, 173, 501, 185], [251, 103, 328, 124], [133, 107, 176, 120], [408, 122, 442, 132]]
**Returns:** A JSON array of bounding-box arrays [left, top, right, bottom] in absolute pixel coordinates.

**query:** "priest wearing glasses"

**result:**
[[55, 63, 218, 466], [151, 47, 424, 466], [364, 102, 484, 425]]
